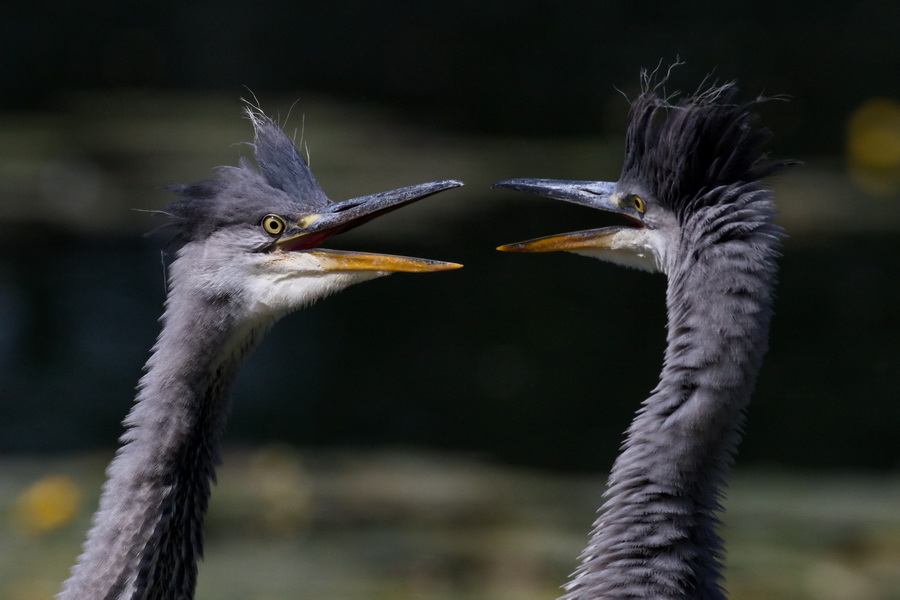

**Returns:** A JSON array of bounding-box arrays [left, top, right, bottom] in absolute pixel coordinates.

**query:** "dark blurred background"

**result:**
[[1, 2, 900, 597], [3, 0, 898, 470]]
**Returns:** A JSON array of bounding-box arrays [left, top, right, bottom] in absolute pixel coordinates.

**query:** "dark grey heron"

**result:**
[[59, 107, 462, 600], [495, 77, 790, 599]]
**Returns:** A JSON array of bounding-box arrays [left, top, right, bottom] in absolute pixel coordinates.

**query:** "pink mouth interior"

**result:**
[[278, 230, 336, 252], [623, 214, 645, 228]]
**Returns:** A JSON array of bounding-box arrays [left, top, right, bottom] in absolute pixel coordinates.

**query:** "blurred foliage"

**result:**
[[2, 451, 899, 600]]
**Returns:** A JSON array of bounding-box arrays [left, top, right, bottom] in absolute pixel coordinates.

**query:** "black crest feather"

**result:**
[[620, 73, 792, 220]]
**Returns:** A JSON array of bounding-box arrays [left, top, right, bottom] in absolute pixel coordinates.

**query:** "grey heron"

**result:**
[[59, 107, 462, 600], [495, 75, 791, 599]]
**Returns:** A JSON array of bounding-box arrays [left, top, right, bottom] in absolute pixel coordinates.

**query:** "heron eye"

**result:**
[[632, 195, 646, 214], [261, 214, 285, 236]]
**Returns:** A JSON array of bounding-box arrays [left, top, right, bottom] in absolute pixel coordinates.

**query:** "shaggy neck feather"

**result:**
[[563, 187, 780, 600], [60, 253, 265, 600]]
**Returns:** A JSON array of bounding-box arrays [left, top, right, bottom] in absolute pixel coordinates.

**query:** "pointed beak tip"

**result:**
[[399, 260, 462, 274], [393, 178, 464, 204], [434, 261, 464, 271], [430, 179, 464, 193]]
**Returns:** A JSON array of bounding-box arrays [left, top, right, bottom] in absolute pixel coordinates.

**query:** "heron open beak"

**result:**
[[306, 249, 461, 272], [277, 179, 463, 273], [493, 178, 658, 272]]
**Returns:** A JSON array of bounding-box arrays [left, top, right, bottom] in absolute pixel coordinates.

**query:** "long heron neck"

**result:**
[[565, 207, 780, 600], [60, 265, 264, 600]]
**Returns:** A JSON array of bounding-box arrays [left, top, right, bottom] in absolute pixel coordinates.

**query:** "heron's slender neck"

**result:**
[[564, 189, 780, 600], [61, 247, 267, 600]]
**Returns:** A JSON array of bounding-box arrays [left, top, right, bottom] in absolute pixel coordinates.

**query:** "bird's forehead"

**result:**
[[218, 190, 329, 226], [613, 185, 654, 210]]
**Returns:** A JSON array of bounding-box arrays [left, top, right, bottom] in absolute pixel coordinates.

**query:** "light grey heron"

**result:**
[[495, 75, 791, 599], [59, 107, 462, 600]]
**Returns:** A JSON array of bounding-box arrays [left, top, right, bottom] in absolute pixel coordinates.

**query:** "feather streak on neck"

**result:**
[[564, 190, 781, 600], [60, 271, 262, 600]]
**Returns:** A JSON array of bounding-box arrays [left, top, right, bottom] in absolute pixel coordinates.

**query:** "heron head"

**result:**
[[494, 79, 790, 276], [493, 178, 673, 273], [163, 108, 462, 318]]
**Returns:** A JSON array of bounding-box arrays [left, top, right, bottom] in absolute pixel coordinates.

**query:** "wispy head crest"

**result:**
[[162, 103, 332, 243], [619, 65, 793, 220], [636, 58, 686, 105]]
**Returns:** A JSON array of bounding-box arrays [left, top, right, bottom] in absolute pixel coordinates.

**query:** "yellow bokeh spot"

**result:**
[[13, 475, 83, 536], [846, 98, 900, 194]]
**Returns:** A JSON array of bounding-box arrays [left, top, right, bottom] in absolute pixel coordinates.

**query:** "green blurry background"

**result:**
[[1, 2, 898, 599]]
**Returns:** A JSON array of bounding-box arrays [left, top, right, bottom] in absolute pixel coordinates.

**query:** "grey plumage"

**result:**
[[495, 74, 790, 599], [60, 107, 462, 600]]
